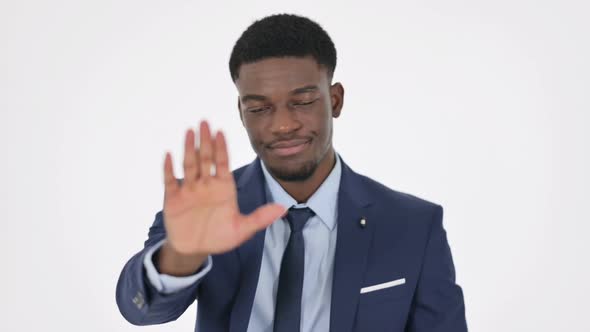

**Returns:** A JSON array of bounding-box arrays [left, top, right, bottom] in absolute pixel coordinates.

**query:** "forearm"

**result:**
[[116, 211, 209, 325]]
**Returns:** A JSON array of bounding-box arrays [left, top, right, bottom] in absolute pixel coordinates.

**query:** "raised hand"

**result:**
[[158, 121, 286, 275]]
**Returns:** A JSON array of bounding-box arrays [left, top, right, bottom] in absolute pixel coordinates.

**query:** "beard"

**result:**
[[266, 158, 319, 182]]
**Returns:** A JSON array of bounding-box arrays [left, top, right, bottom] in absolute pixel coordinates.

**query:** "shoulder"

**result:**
[[361, 174, 440, 211], [356, 173, 443, 228]]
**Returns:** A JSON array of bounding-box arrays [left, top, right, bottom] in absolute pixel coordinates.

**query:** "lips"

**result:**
[[268, 138, 311, 157]]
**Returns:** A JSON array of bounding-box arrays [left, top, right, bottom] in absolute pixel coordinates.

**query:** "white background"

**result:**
[[1, 0, 589, 331]]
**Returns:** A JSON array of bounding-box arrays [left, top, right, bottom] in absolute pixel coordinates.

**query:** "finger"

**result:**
[[163, 152, 179, 196], [214, 130, 231, 179], [194, 147, 201, 178], [183, 129, 198, 186], [199, 121, 213, 179], [238, 204, 287, 239], [211, 134, 217, 176]]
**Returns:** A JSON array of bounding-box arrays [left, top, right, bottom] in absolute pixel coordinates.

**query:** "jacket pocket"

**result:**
[[359, 278, 407, 304]]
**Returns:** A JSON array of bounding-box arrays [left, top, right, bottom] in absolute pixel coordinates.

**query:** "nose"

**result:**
[[270, 105, 302, 136]]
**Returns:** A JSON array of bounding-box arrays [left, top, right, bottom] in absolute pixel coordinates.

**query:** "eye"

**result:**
[[248, 106, 271, 114], [293, 98, 318, 107]]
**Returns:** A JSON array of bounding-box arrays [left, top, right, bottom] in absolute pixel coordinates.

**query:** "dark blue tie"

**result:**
[[273, 207, 316, 332]]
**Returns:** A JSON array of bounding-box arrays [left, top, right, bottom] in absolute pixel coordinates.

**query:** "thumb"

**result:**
[[238, 203, 287, 238]]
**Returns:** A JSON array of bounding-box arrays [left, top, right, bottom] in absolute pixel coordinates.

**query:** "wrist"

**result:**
[[156, 241, 208, 276]]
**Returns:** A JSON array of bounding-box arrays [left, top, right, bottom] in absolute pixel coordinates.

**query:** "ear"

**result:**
[[237, 96, 244, 125], [330, 82, 344, 118]]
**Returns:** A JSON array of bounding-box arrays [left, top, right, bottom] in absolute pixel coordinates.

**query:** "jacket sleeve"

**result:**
[[405, 205, 468, 332], [115, 210, 207, 325], [143, 238, 212, 294]]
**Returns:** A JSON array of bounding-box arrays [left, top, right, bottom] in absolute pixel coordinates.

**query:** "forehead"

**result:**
[[235, 56, 328, 96]]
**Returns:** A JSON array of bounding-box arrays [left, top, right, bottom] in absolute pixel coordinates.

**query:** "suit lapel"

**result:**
[[330, 160, 375, 332], [230, 159, 269, 332]]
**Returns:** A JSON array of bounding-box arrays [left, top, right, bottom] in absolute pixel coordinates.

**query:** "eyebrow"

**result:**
[[291, 85, 319, 95], [240, 85, 319, 103], [240, 94, 267, 103]]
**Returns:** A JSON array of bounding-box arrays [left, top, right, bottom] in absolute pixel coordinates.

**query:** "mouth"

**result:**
[[268, 138, 311, 157]]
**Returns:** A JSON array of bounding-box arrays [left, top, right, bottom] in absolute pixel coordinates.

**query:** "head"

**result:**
[[229, 14, 344, 182]]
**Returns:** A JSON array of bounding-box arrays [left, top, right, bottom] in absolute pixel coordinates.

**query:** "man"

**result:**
[[116, 13, 467, 332]]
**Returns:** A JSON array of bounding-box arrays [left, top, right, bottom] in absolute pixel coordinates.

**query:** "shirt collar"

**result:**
[[260, 153, 341, 231]]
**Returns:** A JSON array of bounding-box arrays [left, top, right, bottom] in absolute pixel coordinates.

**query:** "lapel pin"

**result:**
[[359, 217, 367, 228]]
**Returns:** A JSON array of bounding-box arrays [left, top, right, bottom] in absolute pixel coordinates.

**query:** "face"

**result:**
[[235, 56, 343, 182]]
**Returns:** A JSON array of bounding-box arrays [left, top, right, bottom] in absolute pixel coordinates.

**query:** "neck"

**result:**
[[276, 148, 336, 203]]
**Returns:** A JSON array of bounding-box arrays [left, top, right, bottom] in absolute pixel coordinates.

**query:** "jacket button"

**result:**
[[132, 291, 145, 309]]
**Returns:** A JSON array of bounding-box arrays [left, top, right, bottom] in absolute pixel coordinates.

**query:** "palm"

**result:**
[[162, 121, 285, 257], [164, 176, 240, 254]]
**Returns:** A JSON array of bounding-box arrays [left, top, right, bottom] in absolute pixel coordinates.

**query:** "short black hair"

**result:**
[[229, 14, 337, 82]]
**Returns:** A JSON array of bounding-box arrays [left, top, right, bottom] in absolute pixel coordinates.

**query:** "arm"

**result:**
[[143, 238, 212, 294], [405, 205, 468, 332], [115, 211, 210, 325], [115, 122, 285, 326]]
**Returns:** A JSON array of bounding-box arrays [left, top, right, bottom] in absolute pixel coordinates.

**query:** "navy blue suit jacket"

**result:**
[[116, 157, 467, 331]]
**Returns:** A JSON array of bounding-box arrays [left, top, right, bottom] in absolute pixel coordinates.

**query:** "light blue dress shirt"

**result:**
[[143, 155, 341, 332]]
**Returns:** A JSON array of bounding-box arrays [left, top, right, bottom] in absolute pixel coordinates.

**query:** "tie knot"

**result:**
[[285, 207, 315, 233]]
